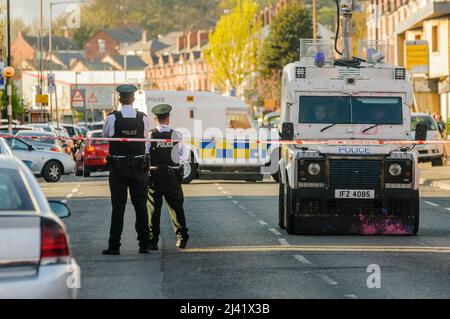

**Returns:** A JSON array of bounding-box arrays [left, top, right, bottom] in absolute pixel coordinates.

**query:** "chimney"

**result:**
[[197, 30, 209, 47], [142, 30, 148, 44], [177, 33, 186, 51], [186, 31, 198, 51]]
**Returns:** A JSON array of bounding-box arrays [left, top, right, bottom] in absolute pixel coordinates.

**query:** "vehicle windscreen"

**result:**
[[299, 96, 403, 125], [18, 132, 57, 145], [91, 132, 108, 145], [411, 116, 438, 131], [0, 168, 35, 211]]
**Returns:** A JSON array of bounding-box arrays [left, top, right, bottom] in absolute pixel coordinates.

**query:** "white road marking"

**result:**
[[72, 188, 79, 193], [227, 195, 233, 199], [258, 220, 268, 226], [232, 200, 239, 205], [247, 211, 256, 218], [268, 228, 281, 236], [214, 183, 219, 187], [315, 273, 338, 286], [61, 199, 68, 204], [238, 205, 247, 210], [217, 186, 223, 190], [278, 239, 290, 247], [294, 255, 312, 265], [344, 294, 358, 299], [66, 193, 74, 199], [222, 190, 228, 194], [424, 201, 440, 207], [445, 208, 450, 212]]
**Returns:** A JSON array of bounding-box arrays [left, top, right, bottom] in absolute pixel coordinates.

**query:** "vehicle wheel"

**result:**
[[181, 161, 197, 184], [279, 176, 285, 229], [412, 196, 420, 235], [431, 157, 444, 166], [272, 169, 280, 183], [284, 179, 295, 234], [43, 161, 62, 183]]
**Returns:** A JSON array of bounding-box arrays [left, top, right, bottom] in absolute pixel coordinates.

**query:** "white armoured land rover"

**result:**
[[277, 0, 428, 235]]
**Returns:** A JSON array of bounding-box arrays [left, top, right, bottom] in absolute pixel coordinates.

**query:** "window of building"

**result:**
[[415, 34, 421, 40], [432, 25, 439, 53], [98, 39, 106, 53]]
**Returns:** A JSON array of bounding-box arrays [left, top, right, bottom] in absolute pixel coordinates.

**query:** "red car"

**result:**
[[75, 130, 109, 177]]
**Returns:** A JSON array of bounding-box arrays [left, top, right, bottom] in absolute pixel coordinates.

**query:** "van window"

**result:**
[[227, 111, 252, 129]]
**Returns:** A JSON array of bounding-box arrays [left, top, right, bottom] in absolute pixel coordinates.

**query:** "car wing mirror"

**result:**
[[415, 123, 428, 141], [280, 122, 294, 141], [28, 144, 34, 151], [49, 201, 71, 219]]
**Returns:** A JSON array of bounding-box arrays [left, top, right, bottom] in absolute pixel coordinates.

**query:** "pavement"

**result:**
[[419, 163, 450, 191], [39, 171, 450, 299]]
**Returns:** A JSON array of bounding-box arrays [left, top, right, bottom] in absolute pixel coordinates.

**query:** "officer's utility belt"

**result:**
[[150, 165, 181, 172], [107, 154, 150, 171]]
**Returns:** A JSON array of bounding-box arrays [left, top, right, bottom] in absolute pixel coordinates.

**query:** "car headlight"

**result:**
[[308, 163, 321, 176], [389, 163, 402, 176]]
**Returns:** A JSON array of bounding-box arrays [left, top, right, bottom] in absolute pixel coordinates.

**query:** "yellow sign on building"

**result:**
[[405, 41, 429, 73], [35, 94, 49, 106]]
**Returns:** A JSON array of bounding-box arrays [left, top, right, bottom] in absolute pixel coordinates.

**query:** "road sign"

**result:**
[[48, 73, 56, 94], [71, 88, 86, 109], [35, 94, 49, 106], [405, 40, 429, 73], [88, 92, 98, 104]]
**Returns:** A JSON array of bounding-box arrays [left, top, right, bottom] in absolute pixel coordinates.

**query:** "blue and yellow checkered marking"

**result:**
[[190, 139, 273, 161]]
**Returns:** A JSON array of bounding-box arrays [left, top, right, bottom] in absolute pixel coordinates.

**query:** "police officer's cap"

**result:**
[[116, 84, 138, 99], [152, 104, 172, 119]]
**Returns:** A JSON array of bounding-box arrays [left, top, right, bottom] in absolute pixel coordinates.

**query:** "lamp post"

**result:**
[[6, 0, 13, 134]]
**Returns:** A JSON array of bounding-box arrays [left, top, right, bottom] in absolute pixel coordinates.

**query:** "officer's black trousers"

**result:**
[[147, 171, 188, 243], [108, 163, 150, 249]]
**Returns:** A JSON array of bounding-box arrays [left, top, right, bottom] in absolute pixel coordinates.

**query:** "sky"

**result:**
[[12, 0, 89, 25]]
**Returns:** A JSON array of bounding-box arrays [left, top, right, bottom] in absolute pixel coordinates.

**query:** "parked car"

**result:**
[[6, 137, 75, 182], [74, 130, 109, 177], [0, 155, 79, 299], [27, 123, 58, 135], [0, 125, 40, 135], [15, 130, 64, 153], [411, 113, 446, 166], [0, 137, 13, 156], [78, 121, 105, 131]]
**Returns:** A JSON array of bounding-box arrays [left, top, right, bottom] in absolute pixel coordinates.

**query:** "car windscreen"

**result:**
[[411, 116, 438, 131], [18, 132, 57, 145], [91, 132, 108, 145], [0, 168, 35, 211], [299, 96, 403, 125]]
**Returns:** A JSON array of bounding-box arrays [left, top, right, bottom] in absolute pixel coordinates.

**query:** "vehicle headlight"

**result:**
[[308, 163, 321, 176], [389, 163, 402, 176]]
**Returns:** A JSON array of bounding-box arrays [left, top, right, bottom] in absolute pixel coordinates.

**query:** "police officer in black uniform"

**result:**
[[147, 104, 189, 250], [102, 85, 151, 255]]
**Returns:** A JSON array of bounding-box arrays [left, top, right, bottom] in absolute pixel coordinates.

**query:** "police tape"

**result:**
[[0, 134, 449, 145]]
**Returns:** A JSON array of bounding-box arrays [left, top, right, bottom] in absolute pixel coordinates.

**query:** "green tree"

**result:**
[[205, 0, 260, 92], [259, 3, 312, 77], [1, 83, 24, 120]]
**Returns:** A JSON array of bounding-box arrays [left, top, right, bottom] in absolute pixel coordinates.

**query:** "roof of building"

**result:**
[[54, 52, 85, 67], [103, 26, 144, 44], [24, 35, 80, 51], [110, 55, 148, 70]]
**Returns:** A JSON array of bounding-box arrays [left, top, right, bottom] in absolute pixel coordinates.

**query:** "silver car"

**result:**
[[0, 155, 80, 299], [5, 138, 75, 183], [411, 113, 446, 166], [15, 130, 64, 153]]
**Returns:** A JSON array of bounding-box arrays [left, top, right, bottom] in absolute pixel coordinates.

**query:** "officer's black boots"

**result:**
[[102, 248, 120, 255], [139, 248, 151, 254], [147, 243, 159, 251]]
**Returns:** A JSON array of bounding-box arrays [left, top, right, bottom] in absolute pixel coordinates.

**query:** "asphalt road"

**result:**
[[40, 173, 450, 299]]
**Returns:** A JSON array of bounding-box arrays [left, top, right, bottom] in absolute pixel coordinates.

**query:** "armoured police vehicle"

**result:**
[[278, 0, 428, 235]]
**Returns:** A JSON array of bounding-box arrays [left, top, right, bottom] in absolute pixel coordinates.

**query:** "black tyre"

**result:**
[[413, 196, 420, 235], [181, 162, 197, 184], [279, 177, 285, 229], [272, 170, 280, 183], [284, 182, 295, 234], [431, 157, 444, 167], [75, 162, 83, 177], [43, 161, 63, 183]]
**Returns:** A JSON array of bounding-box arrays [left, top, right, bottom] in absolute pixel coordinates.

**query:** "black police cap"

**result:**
[[152, 104, 172, 119], [116, 84, 138, 99]]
